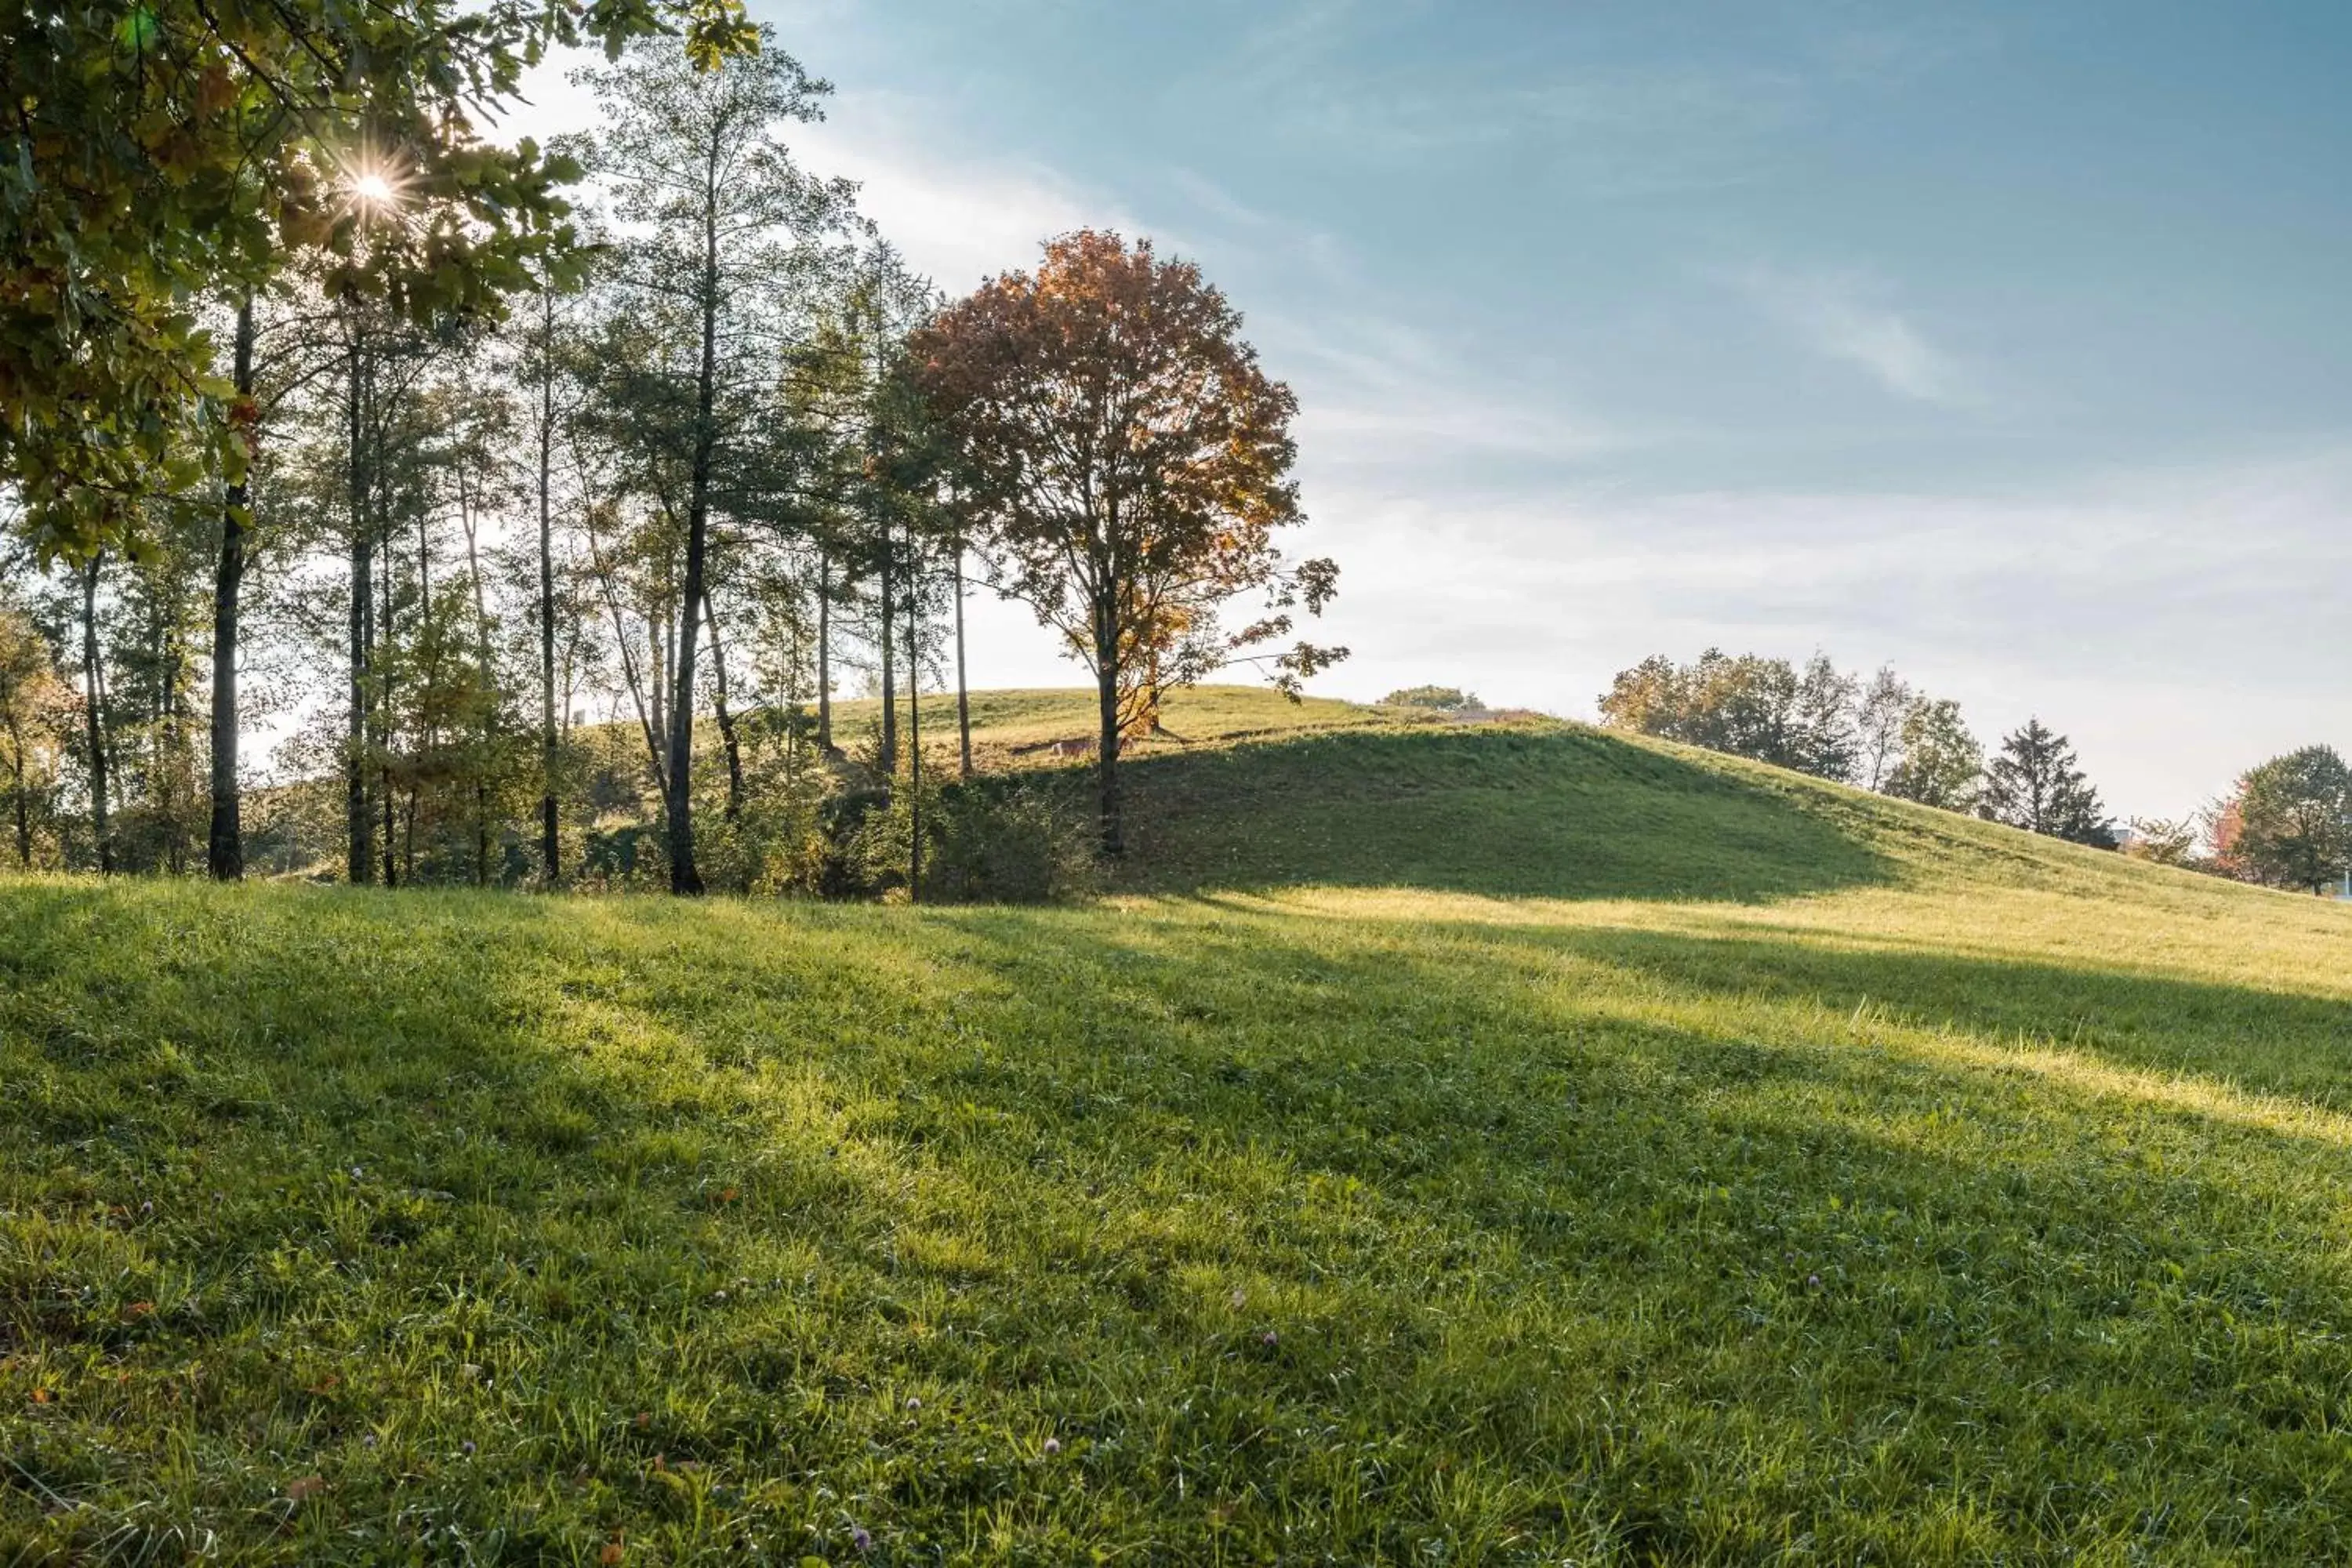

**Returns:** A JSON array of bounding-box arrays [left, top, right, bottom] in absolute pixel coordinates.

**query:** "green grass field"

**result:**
[[9, 691, 2352, 1563]]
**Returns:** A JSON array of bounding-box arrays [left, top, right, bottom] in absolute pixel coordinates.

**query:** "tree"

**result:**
[[1980, 718, 2114, 846], [1385, 685, 1479, 711], [1883, 698, 1982, 811], [1598, 648, 1853, 782], [0, 604, 68, 866], [911, 230, 1341, 854], [2124, 815, 2205, 868], [1788, 654, 1858, 781], [2227, 746, 2351, 894], [569, 31, 853, 894], [1, 0, 752, 563], [513, 257, 597, 881], [1853, 666, 1912, 792]]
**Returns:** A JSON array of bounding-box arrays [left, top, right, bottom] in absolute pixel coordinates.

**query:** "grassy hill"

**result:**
[[10, 691, 2352, 1562]]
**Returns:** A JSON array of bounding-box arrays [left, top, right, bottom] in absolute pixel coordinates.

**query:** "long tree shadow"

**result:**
[[1430, 916, 2352, 1109], [908, 904, 2352, 1553], [1094, 726, 1900, 901], [16, 876, 2352, 1559]]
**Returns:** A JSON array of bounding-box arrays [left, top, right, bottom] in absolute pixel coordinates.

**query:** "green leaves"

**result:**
[[2, 0, 757, 564]]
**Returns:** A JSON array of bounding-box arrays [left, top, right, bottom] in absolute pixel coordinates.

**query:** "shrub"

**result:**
[[845, 775, 1096, 904]]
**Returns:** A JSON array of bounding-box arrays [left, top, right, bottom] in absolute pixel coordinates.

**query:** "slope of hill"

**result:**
[[9, 697, 2352, 1563]]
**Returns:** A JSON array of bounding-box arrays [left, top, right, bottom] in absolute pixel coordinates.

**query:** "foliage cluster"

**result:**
[[1380, 684, 1480, 711], [3, 34, 1330, 904], [2210, 744, 2352, 894], [1600, 648, 2121, 847], [1600, 649, 1983, 808]]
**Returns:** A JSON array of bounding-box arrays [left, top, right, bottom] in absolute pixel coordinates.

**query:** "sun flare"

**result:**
[[350, 172, 394, 205]]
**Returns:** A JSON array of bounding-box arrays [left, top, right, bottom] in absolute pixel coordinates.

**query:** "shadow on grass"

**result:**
[[1099, 726, 1899, 902], [13, 876, 2352, 1559], [1446, 916, 2352, 1110], [908, 904, 2352, 1550]]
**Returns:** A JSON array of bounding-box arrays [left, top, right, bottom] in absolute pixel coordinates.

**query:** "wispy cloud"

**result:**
[[1291, 445, 2352, 817], [793, 102, 1111, 292], [1725, 264, 1973, 405]]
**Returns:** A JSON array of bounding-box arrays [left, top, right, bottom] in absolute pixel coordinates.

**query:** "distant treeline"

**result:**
[[1598, 649, 2111, 845], [1600, 649, 2352, 895]]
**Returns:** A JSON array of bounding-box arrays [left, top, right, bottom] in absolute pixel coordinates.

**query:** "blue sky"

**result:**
[[521, 1, 2352, 818]]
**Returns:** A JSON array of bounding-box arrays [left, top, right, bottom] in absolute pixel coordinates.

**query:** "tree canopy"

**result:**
[[909, 230, 1341, 852], [1980, 718, 2114, 848], [2, 0, 754, 561], [2222, 745, 2350, 893]]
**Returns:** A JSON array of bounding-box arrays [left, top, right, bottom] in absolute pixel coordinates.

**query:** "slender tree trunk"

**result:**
[[816, 549, 833, 753], [379, 456, 397, 891], [585, 512, 670, 807], [206, 300, 249, 880], [79, 552, 112, 873], [458, 463, 493, 888], [7, 723, 27, 866], [906, 531, 922, 901], [162, 616, 186, 876], [662, 155, 721, 896], [952, 543, 972, 781], [347, 333, 374, 884], [650, 597, 668, 761], [877, 527, 897, 779], [706, 598, 743, 822], [1094, 626, 1123, 856], [536, 285, 561, 882]]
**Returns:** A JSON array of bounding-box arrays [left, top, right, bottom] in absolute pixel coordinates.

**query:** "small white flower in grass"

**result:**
[[906, 1396, 920, 1411], [1043, 1437, 1061, 1456]]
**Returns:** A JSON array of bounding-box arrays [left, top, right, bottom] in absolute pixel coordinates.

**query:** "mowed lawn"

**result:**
[[9, 717, 2352, 1563]]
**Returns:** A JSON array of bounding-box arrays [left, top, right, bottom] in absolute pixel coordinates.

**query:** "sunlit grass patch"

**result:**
[[9, 721, 2352, 1561]]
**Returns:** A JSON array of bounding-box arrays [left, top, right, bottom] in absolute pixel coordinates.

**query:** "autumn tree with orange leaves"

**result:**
[[909, 230, 1343, 855]]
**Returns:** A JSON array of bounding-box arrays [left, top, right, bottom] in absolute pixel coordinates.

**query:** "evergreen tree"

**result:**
[[1980, 718, 2114, 847]]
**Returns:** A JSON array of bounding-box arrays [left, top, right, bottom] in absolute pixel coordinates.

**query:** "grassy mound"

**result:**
[[9, 702, 2352, 1562]]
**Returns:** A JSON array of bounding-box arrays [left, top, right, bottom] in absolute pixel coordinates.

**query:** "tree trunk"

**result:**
[[346, 332, 374, 884], [1094, 613, 1123, 858], [662, 152, 720, 896], [7, 722, 28, 865], [161, 610, 186, 876], [650, 597, 668, 762], [953, 544, 972, 781], [536, 285, 561, 882], [906, 528, 922, 901], [379, 449, 397, 891], [877, 524, 896, 779], [816, 549, 833, 753], [79, 552, 112, 874], [706, 598, 743, 822]]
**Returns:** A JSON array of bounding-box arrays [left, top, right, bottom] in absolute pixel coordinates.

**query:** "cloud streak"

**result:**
[[1726, 265, 1974, 405]]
